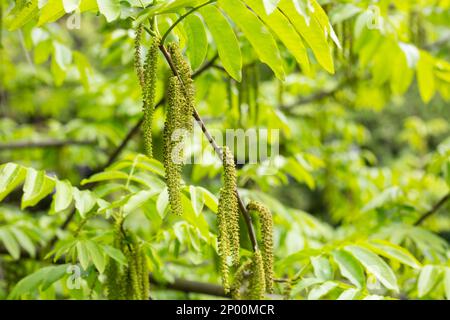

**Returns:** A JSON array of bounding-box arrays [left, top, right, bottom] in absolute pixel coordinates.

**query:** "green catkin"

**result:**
[[105, 260, 121, 299], [141, 38, 159, 158], [247, 201, 274, 293], [106, 217, 149, 300], [163, 76, 185, 215], [138, 245, 150, 299], [217, 185, 231, 293], [134, 24, 144, 88], [106, 217, 126, 299], [230, 260, 252, 300], [167, 42, 195, 132], [217, 146, 240, 292], [249, 250, 266, 300], [223, 147, 240, 265], [162, 43, 196, 216]]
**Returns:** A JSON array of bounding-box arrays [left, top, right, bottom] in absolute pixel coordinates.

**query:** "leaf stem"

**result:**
[[160, 0, 215, 44]]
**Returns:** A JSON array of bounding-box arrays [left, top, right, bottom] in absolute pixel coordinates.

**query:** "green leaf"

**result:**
[[63, 0, 81, 12], [97, 0, 121, 22], [103, 245, 127, 266], [244, 0, 310, 74], [262, 0, 280, 14], [344, 245, 398, 292], [361, 186, 402, 212], [308, 281, 337, 300], [73, 188, 97, 217], [38, 0, 66, 26], [196, 186, 218, 213], [79, 0, 98, 12], [337, 288, 361, 300], [156, 188, 169, 218], [364, 240, 421, 269], [329, 3, 361, 24], [6, 0, 39, 31], [52, 42, 73, 71], [85, 240, 106, 273], [279, 0, 334, 74], [199, 5, 242, 81], [0, 163, 26, 202], [219, 0, 285, 80], [81, 171, 130, 185], [332, 249, 365, 288], [311, 256, 333, 281], [76, 241, 90, 270], [11, 227, 36, 258], [73, 51, 92, 90], [417, 265, 442, 298], [8, 264, 69, 299], [123, 189, 158, 214], [184, 14, 208, 70], [417, 51, 436, 103], [189, 186, 204, 216], [53, 180, 74, 213], [21, 168, 55, 210], [0, 228, 21, 260]]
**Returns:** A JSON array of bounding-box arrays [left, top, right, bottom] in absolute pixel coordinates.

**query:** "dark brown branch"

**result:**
[[279, 80, 351, 110], [0, 140, 95, 150], [159, 43, 259, 252], [414, 193, 450, 226], [149, 274, 229, 298]]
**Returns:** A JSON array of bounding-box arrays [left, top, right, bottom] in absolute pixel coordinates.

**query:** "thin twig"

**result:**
[[149, 274, 229, 298], [414, 193, 450, 226], [279, 78, 353, 110]]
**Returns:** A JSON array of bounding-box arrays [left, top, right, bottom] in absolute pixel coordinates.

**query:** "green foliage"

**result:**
[[0, 0, 450, 301]]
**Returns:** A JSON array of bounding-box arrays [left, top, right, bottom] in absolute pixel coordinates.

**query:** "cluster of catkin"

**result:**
[[105, 217, 149, 300], [133, 27, 275, 300], [135, 25, 159, 159], [217, 147, 240, 293], [163, 43, 195, 216], [229, 201, 274, 300]]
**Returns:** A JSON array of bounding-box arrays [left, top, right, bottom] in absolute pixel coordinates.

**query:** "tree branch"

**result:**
[[159, 43, 259, 252], [0, 140, 95, 150], [149, 274, 229, 298], [414, 193, 450, 226], [279, 78, 352, 110]]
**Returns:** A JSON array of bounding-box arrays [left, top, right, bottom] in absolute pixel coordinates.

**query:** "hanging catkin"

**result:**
[[249, 250, 266, 300], [134, 24, 145, 88], [161, 42, 196, 216], [167, 42, 194, 132], [247, 200, 274, 293], [163, 76, 185, 215], [230, 260, 252, 300], [106, 217, 149, 300], [222, 147, 240, 265], [141, 38, 159, 158], [217, 185, 231, 292], [217, 146, 240, 292], [106, 217, 127, 299]]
